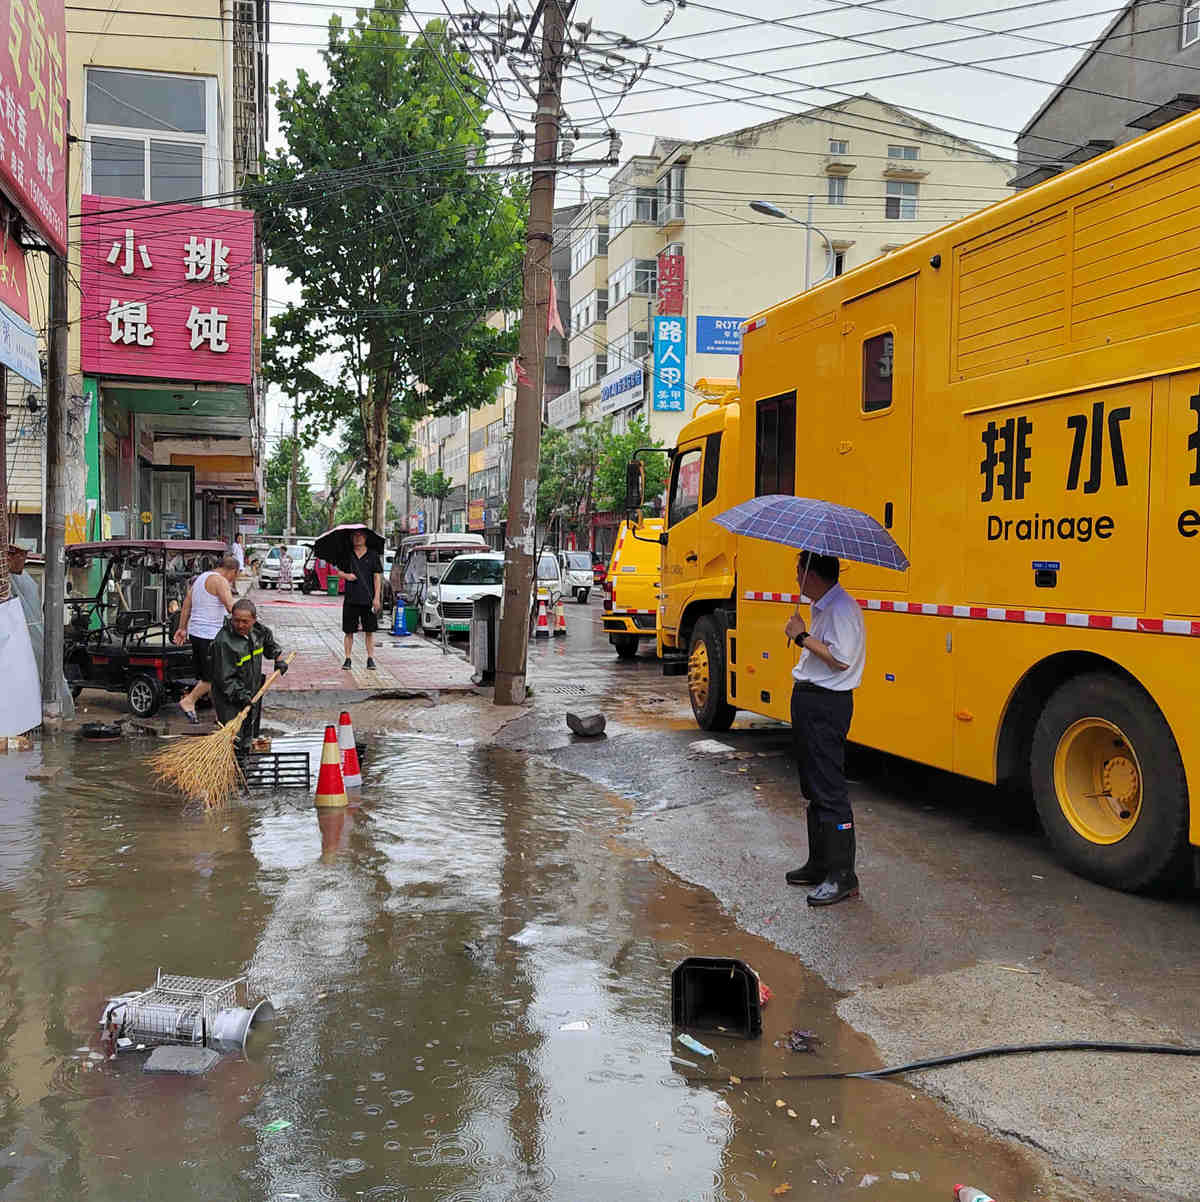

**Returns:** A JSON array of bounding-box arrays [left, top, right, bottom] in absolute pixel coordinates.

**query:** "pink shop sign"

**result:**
[[79, 194, 256, 385]]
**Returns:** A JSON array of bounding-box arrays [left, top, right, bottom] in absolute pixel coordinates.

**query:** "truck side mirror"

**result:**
[[625, 459, 645, 513]]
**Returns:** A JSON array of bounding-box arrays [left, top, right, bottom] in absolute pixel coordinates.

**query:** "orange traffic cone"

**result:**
[[314, 724, 348, 808], [553, 596, 567, 636], [534, 596, 550, 638], [338, 711, 362, 788]]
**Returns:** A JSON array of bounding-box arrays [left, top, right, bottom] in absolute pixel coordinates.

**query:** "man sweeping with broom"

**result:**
[[211, 598, 289, 755]]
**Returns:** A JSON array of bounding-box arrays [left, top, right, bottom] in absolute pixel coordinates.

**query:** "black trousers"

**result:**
[[790, 681, 855, 827]]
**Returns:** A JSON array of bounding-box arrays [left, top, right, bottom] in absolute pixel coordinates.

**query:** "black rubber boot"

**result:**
[[786, 808, 826, 886], [807, 824, 859, 906]]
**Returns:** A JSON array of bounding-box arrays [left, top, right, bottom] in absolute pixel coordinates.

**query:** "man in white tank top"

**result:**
[[172, 556, 239, 722]]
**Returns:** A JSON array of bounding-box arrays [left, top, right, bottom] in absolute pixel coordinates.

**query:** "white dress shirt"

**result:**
[[791, 582, 866, 692]]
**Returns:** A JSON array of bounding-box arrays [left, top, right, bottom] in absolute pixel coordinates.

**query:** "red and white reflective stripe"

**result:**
[[742, 316, 767, 334], [609, 607, 657, 616], [742, 590, 1200, 636], [610, 529, 627, 570], [743, 590, 804, 604]]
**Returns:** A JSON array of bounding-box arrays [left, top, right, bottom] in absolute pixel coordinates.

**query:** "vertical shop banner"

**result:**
[[656, 250, 684, 316], [79, 194, 256, 384], [0, 0, 67, 255], [468, 500, 485, 531], [652, 315, 686, 412]]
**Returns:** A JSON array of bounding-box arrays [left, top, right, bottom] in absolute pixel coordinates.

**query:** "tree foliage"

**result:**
[[251, 1, 524, 529], [264, 435, 325, 535], [595, 416, 669, 513], [410, 467, 452, 530], [537, 422, 604, 531]]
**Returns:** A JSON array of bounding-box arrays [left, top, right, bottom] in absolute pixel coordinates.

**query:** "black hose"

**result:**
[[687, 1040, 1200, 1084]]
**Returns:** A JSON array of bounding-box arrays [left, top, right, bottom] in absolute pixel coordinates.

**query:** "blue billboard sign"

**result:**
[[652, 315, 686, 412], [695, 315, 745, 356]]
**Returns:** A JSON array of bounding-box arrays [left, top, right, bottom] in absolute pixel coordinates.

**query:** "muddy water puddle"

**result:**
[[0, 732, 1055, 1201]]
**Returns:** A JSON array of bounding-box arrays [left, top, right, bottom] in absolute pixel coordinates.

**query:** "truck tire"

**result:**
[[1030, 672, 1188, 892], [688, 616, 736, 731], [612, 634, 639, 660]]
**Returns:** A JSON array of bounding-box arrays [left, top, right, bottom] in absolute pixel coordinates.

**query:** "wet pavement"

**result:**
[[2, 728, 1069, 1202]]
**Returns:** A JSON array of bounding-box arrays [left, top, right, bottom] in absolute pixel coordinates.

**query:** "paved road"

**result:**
[[516, 594, 1200, 1200]]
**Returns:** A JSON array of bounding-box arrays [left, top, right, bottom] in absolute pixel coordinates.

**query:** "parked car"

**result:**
[[558, 549, 594, 603], [422, 552, 504, 636]]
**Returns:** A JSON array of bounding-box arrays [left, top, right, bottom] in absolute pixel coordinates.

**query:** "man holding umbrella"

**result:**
[[784, 551, 866, 907], [713, 495, 909, 909]]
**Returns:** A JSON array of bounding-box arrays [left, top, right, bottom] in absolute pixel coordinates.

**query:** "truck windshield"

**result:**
[[564, 552, 591, 569], [441, 559, 504, 586], [537, 556, 559, 580]]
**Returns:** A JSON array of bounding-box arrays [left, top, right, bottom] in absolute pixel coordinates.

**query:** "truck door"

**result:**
[[661, 438, 705, 631], [840, 276, 915, 595]]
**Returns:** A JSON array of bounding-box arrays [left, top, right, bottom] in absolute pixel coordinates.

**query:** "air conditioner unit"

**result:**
[[556, 354, 570, 368]]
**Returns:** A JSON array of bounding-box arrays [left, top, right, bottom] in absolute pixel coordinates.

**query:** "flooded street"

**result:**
[[2, 731, 1080, 1201]]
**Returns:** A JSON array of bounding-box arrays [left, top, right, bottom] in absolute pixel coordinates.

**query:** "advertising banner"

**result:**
[[656, 250, 684, 316], [546, 388, 580, 429], [79, 194, 256, 384], [0, 233, 28, 319], [652, 315, 686, 412], [696, 315, 745, 355], [468, 499, 485, 531], [0, 0, 68, 255], [597, 363, 643, 417], [0, 297, 37, 384]]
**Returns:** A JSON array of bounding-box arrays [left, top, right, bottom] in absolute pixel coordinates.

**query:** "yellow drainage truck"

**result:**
[[603, 517, 663, 659], [651, 110, 1200, 892]]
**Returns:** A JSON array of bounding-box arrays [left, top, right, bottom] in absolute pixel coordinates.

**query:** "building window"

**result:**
[[657, 165, 685, 223], [834, 250, 846, 277], [862, 333, 894, 413], [754, 392, 796, 497], [610, 186, 658, 234], [85, 68, 218, 202], [570, 289, 608, 332], [607, 258, 658, 307], [827, 175, 847, 205], [570, 355, 608, 390], [571, 226, 609, 274], [829, 138, 849, 155], [887, 144, 919, 160], [1186, 1, 1200, 46], [885, 180, 918, 220], [610, 328, 650, 365]]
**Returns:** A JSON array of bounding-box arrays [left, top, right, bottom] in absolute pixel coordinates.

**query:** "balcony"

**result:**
[[882, 160, 928, 181], [823, 155, 856, 177]]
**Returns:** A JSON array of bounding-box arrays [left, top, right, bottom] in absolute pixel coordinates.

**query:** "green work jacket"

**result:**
[[211, 618, 285, 724]]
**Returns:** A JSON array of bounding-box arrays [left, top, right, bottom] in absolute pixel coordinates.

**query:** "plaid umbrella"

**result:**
[[713, 495, 909, 571]]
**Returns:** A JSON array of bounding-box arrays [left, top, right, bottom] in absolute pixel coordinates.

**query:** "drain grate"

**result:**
[[544, 685, 588, 695], [240, 750, 310, 790]]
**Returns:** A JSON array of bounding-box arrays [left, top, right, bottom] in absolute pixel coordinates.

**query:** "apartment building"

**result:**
[[1014, 1, 1200, 188], [562, 95, 1013, 449], [11, 0, 269, 549]]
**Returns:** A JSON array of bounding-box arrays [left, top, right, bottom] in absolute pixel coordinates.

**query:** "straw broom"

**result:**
[[150, 653, 296, 809]]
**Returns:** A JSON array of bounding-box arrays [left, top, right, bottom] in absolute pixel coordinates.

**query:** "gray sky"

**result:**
[[263, 0, 1120, 473]]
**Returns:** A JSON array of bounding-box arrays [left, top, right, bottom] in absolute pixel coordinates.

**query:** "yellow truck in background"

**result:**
[[602, 517, 663, 659], [645, 109, 1200, 893]]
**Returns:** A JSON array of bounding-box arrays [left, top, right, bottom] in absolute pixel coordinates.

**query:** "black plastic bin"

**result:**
[[671, 956, 763, 1040]]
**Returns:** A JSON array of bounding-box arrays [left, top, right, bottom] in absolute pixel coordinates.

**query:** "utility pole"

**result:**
[[494, 0, 566, 707], [42, 250, 68, 717], [288, 405, 299, 536]]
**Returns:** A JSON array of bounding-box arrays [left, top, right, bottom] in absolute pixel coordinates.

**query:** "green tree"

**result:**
[[410, 467, 452, 531], [264, 435, 324, 535], [538, 422, 604, 538], [595, 415, 669, 513], [252, 2, 523, 531]]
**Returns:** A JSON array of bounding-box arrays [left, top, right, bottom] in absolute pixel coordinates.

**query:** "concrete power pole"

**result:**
[[41, 251, 68, 716], [494, 0, 565, 707]]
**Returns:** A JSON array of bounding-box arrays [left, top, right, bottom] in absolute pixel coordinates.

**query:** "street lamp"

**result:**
[[750, 198, 835, 290]]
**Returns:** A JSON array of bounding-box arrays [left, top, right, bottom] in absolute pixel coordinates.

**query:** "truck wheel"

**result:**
[[1030, 672, 1188, 891], [688, 616, 736, 731], [612, 634, 639, 660], [127, 674, 162, 719]]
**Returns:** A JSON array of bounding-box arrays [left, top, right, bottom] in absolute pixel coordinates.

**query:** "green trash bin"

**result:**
[[326, 578, 339, 596], [404, 605, 419, 632]]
